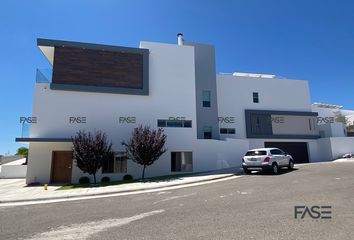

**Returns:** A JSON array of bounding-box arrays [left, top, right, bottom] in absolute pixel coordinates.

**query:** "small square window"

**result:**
[[220, 128, 228, 134], [253, 92, 259, 103], [228, 128, 236, 134], [203, 126, 212, 139], [183, 120, 192, 128], [202, 91, 211, 107]]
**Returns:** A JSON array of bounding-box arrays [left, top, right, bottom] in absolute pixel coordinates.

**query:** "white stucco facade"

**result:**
[[20, 37, 354, 184]]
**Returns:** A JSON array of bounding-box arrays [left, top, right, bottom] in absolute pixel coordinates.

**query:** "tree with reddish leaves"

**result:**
[[123, 125, 167, 180], [72, 130, 113, 184]]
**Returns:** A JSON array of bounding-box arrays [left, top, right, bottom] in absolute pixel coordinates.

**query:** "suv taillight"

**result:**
[[263, 157, 270, 162]]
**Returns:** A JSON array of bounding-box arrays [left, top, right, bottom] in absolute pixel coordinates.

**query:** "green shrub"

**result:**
[[123, 174, 133, 181], [79, 176, 90, 184], [101, 176, 110, 183]]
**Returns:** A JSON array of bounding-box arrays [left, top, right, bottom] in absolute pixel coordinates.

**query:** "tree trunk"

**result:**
[[142, 165, 146, 180], [93, 173, 97, 184]]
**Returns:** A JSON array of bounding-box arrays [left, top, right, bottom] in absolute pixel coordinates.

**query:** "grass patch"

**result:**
[[57, 172, 196, 191]]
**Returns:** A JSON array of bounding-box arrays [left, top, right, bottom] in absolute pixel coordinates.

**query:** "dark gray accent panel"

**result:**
[[15, 138, 72, 142], [248, 134, 320, 139], [245, 109, 320, 139], [185, 42, 219, 139], [246, 109, 318, 116]]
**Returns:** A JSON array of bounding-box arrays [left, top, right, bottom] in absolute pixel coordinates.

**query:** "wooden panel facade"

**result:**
[[52, 46, 144, 89]]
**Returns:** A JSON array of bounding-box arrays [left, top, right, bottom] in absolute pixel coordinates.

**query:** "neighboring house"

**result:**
[[16, 34, 354, 184], [312, 103, 354, 137]]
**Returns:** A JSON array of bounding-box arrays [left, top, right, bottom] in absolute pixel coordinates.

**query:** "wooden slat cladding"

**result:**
[[52, 46, 144, 89]]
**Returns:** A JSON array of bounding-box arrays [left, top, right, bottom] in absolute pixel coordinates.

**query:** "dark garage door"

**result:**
[[264, 142, 309, 163]]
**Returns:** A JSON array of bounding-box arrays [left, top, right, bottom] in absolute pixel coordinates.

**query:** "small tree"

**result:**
[[72, 130, 113, 184], [334, 111, 349, 125], [16, 147, 29, 165], [123, 125, 167, 180]]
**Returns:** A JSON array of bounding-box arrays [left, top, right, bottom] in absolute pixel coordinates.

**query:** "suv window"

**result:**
[[270, 149, 284, 155], [245, 150, 267, 156]]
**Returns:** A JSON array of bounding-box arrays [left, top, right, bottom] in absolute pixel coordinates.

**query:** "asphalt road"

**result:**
[[1, 162, 354, 240]]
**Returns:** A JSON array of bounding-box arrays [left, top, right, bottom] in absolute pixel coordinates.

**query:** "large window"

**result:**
[[157, 119, 192, 128], [220, 128, 236, 134], [102, 152, 127, 174], [202, 90, 211, 107], [171, 152, 193, 172], [253, 92, 259, 103], [203, 126, 212, 139]]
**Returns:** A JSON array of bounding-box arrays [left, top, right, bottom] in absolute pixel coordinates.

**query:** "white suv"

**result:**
[[242, 148, 294, 174]]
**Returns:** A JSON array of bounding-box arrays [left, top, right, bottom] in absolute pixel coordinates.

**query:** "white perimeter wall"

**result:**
[[0, 166, 27, 178], [217, 75, 312, 140], [328, 137, 354, 159]]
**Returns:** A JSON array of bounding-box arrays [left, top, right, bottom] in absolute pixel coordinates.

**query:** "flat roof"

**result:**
[[312, 102, 343, 109]]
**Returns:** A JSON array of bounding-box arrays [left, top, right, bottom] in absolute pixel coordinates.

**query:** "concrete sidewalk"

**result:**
[[0, 168, 242, 204]]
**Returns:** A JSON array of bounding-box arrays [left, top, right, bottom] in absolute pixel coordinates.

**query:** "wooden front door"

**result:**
[[51, 151, 73, 183]]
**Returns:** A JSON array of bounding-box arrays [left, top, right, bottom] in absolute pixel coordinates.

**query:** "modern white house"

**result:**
[[17, 34, 354, 184]]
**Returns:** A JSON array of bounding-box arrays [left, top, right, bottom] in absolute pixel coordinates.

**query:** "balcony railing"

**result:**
[[36, 68, 52, 83], [21, 123, 31, 138]]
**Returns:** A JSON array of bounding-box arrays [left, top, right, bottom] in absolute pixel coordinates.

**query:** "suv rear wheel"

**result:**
[[288, 159, 294, 170], [271, 163, 279, 175]]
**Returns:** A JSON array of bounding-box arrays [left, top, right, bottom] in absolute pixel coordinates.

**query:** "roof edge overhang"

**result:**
[[15, 138, 72, 143], [37, 38, 149, 65]]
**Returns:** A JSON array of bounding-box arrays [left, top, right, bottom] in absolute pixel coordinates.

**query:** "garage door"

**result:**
[[264, 142, 309, 163]]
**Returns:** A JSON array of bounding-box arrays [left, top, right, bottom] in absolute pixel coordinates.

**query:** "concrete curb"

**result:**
[[0, 173, 240, 204]]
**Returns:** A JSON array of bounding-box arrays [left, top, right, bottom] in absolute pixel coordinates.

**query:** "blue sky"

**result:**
[[1, 0, 354, 155]]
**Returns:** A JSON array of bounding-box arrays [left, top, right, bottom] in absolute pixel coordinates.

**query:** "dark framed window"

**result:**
[[228, 128, 236, 134], [203, 126, 212, 139], [220, 128, 236, 134], [202, 90, 211, 107], [157, 119, 192, 128], [167, 120, 183, 127], [171, 152, 193, 172], [102, 152, 127, 174], [158, 120, 167, 127], [183, 120, 192, 128], [220, 128, 228, 134], [253, 92, 259, 103]]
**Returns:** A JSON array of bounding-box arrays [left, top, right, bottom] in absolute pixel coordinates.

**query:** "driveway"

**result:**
[[0, 161, 354, 240]]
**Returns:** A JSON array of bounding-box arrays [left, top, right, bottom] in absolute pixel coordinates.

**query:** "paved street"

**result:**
[[1, 161, 354, 240]]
